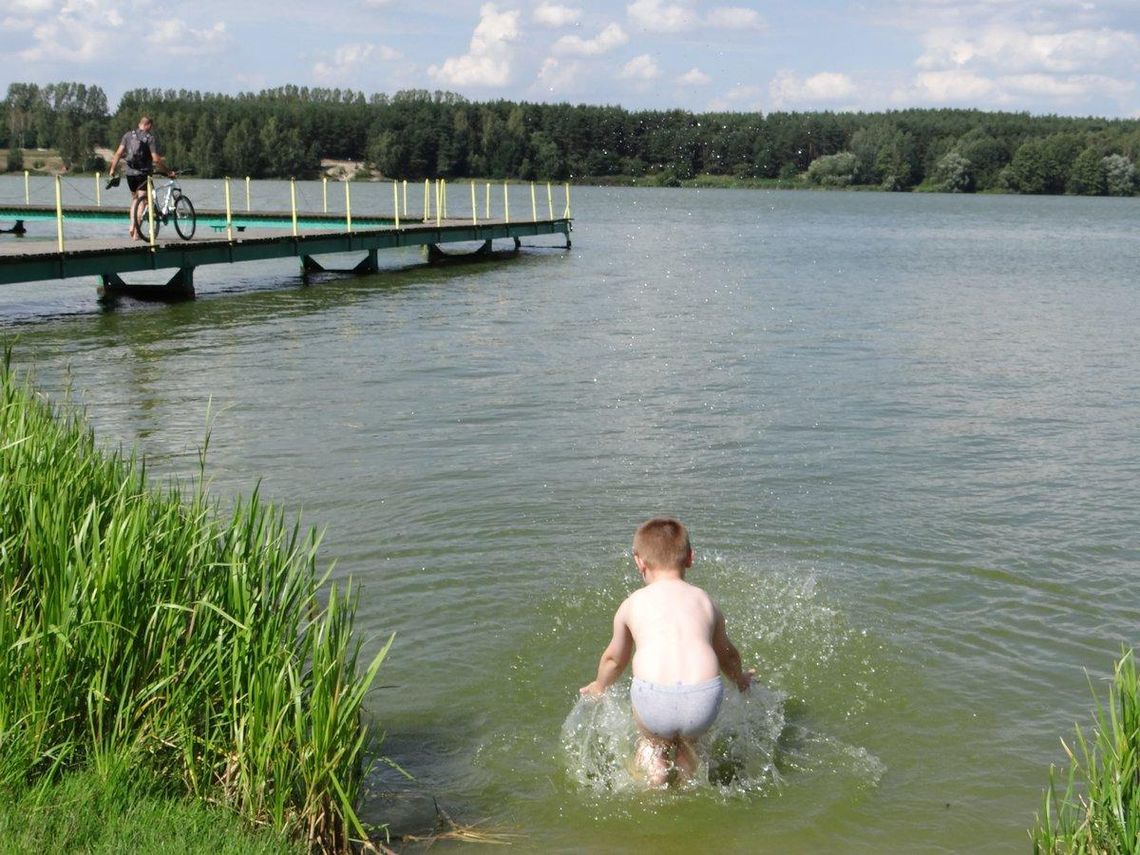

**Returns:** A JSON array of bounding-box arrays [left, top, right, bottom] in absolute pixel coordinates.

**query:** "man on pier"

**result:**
[[107, 116, 172, 240]]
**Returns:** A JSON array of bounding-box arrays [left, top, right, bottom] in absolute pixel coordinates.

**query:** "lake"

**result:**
[[2, 178, 1138, 852]]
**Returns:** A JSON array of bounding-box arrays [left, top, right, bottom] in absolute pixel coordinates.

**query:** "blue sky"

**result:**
[[3, 0, 1139, 117]]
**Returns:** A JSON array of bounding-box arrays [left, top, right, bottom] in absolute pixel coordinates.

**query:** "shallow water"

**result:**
[[3, 177, 1139, 851]]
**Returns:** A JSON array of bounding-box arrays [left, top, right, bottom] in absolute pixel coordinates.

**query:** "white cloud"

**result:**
[[627, 0, 697, 34], [150, 20, 231, 56], [312, 41, 402, 83], [708, 84, 764, 112], [534, 2, 581, 27], [620, 53, 661, 81], [1002, 72, 1134, 100], [705, 6, 765, 30], [907, 69, 998, 102], [429, 3, 520, 87], [552, 22, 628, 56], [678, 67, 711, 85], [917, 25, 1140, 74], [769, 70, 857, 106], [537, 56, 582, 93]]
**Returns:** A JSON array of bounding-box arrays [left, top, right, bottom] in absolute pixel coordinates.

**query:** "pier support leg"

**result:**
[[98, 267, 196, 303], [353, 249, 379, 274]]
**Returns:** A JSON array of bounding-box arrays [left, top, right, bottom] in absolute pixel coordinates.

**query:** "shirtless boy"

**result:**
[[580, 517, 753, 785]]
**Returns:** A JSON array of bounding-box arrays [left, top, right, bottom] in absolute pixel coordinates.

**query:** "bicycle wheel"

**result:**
[[173, 194, 196, 240], [134, 198, 161, 238]]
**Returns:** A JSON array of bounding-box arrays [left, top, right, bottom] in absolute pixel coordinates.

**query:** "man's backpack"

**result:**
[[125, 130, 152, 171]]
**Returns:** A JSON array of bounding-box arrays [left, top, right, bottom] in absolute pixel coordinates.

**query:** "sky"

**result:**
[[3, 0, 1140, 118]]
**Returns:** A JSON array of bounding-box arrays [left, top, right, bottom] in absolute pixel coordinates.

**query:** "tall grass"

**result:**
[[1032, 648, 1139, 853], [0, 350, 391, 853]]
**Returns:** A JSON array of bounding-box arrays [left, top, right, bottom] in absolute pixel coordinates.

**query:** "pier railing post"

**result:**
[[435, 180, 442, 227], [145, 175, 156, 247], [485, 182, 491, 219], [423, 179, 430, 223], [224, 178, 233, 241], [54, 175, 64, 252], [96, 173, 102, 207], [403, 179, 408, 217], [547, 182, 554, 220], [24, 171, 29, 204], [471, 180, 477, 225], [290, 178, 299, 237], [563, 183, 571, 218], [246, 176, 252, 212], [393, 181, 400, 229], [323, 177, 328, 213], [503, 182, 510, 224], [531, 182, 537, 222], [344, 180, 353, 233]]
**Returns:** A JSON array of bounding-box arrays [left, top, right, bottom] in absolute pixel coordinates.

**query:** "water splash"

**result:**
[[560, 681, 787, 795]]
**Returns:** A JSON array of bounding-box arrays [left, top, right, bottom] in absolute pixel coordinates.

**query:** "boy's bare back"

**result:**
[[621, 579, 722, 685]]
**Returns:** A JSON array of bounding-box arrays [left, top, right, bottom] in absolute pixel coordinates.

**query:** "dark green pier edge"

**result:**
[[0, 208, 572, 302]]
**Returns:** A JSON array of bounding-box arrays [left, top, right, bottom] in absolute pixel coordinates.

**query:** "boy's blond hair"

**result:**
[[633, 517, 691, 570]]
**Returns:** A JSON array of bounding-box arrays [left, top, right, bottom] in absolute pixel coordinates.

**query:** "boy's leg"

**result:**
[[673, 737, 698, 782], [633, 732, 671, 787]]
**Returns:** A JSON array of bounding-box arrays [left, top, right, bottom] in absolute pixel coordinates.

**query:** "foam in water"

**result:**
[[560, 679, 787, 795]]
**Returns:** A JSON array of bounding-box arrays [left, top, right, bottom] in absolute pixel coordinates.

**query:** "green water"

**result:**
[[2, 179, 1138, 852]]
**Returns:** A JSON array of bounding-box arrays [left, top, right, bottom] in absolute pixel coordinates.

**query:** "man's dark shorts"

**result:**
[[126, 174, 151, 193]]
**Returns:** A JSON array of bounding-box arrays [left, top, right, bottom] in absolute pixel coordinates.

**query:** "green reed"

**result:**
[[1032, 648, 1139, 853], [0, 352, 391, 853]]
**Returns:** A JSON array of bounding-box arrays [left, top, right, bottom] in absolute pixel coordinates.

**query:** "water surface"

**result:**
[[3, 179, 1138, 852]]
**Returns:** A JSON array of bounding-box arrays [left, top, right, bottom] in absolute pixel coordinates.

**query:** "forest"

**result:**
[[4, 80, 1140, 195]]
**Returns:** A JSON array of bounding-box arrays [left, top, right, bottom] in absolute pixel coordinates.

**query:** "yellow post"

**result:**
[[96, 173, 101, 206], [224, 178, 233, 241], [470, 180, 477, 225], [423, 178, 431, 222], [245, 176, 251, 212], [290, 178, 298, 237], [530, 182, 537, 222], [402, 179, 408, 217], [345, 180, 353, 233], [322, 177, 328, 213], [435, 180, 442, 227], [145, 175, 156, 247], [393, 181, 400, 229], [503, 183, 510, 224], [442, 179, 448, 219], [54, 175, 64, 252], [547, 182, 554, 219], [25, 171, 30, 204], [485, 182, 491, 219], [564, 182, 571, 218]]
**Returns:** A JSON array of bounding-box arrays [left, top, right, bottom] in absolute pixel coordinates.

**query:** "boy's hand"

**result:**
[[579, 681, 604, 698], [734, 669, 755, 692]]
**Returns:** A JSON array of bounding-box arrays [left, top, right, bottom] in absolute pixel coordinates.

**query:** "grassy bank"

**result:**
[[1032, 649, 1139, 852], [0, 351, 391, 852]]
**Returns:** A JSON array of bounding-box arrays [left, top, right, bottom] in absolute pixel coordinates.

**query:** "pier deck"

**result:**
[[0, 204, 572, 300]]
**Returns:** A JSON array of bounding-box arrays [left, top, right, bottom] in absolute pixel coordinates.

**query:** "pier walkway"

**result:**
[[0, 203, 572, 301]]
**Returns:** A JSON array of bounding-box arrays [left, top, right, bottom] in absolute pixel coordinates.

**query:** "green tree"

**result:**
[[1103, 154, 1136, 196], [1067, 147, 1106, 195], [932, 151, 974, 192], [806, 151, 857, 186]]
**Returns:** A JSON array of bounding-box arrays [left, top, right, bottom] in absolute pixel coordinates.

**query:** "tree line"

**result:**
[[4, 81, 1140, 195]]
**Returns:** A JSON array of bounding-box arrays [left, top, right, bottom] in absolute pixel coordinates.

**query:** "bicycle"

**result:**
[[135, 173, 196, 240]]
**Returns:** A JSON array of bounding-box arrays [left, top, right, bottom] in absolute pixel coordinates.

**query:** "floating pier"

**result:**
[[0, 178, 573, 302]]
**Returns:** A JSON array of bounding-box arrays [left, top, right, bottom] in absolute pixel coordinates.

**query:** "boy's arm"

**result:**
[[580, 601, 634, 697], [712, 606, 753, 692]]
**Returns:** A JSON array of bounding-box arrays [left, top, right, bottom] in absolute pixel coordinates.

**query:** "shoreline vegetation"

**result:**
[[3, 82, 1138, 196], [0, 350, 391, 853], [1032, 648, 1139, 852]]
